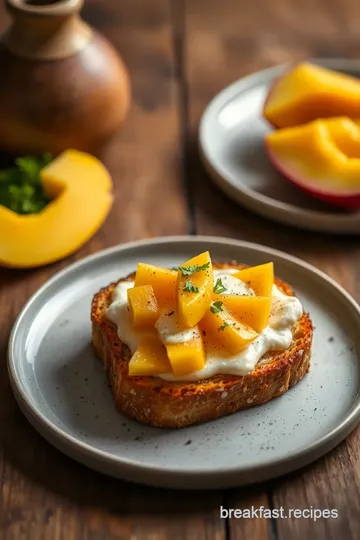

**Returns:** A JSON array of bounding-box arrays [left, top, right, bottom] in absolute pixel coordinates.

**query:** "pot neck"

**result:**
[[3, 0, 92, 60]]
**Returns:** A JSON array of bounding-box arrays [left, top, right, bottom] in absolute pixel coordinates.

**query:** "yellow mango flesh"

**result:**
[[177, 251, 213, 328], [134, 263, 177, 308], [126, 256, 276, 377], [0, 149, 113, 268], [217, 294, 271, 332], [155, 310, 205, 376], [128, 336, 172, 376], [165, 332, 206, 376], [266, 117, 360, 193], [200, 302, 258, 355], [264, 62, 360, 128], [127, 284, 160, 329], [233, 263, 274, 297]]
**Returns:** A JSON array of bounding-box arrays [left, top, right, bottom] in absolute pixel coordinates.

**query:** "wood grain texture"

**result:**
[[2, 0, 360, 539], [225, 488, 272, 540], [0, 1, 225, 540], [185, 0, 360, 539]]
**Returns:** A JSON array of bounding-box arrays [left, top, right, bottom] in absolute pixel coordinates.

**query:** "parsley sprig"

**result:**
[[183, 281, 199, 293], [0, 153, 52, 215], [210, 301, 223, 314], [213, 278, 226, 294], [178, 262, 210, 277], [218, 322, 229, 332]]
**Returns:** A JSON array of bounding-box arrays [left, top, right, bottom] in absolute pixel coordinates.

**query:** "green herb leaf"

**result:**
[[183, 280, 199, 293], [178, 262, 210, 277], [213, 278, 227, 294], [218, 322, 229, 332], [210, 301, 223, 314], [0, 153, 52, 215], [171, 267, 178, 271]]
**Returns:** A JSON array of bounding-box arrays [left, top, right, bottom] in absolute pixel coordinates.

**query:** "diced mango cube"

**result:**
[[216, 294, 271, 332], [134, 263, 177, 307], [165, 330, 206, 376], [233, 262, 274, 297], [128, 336, 172, 376], [127, 284, 160, 329], [177, 251, 213, 328], [200, 301, 258, 355], [155, 311, 205, 376]]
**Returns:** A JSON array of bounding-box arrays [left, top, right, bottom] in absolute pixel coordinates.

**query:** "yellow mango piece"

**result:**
[[266, 116, 360, 169], [165, 332, 206, 376], [177, 251, 213, 328], [233, 263, 274, 297], [0, 149, 113, 268], [216, 294, 271, 332], [128, 336, 172, 377], [127, 284, 160, 329], [264, 62, 360, 129], [155, 311, 205, 376], [134, 263, 177, 307], [200, 301, 258, 355], [265, 118, 360, 202]]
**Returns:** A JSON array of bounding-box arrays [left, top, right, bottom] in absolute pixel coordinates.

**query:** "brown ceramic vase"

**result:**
[[0, 0, 131, 156]]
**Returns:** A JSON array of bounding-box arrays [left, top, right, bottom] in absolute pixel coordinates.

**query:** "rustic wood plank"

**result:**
[[0, 1, 225, 539], [271, 434, 360, 540], [222, 487, 272, 540], [185, 0, 360, 539]]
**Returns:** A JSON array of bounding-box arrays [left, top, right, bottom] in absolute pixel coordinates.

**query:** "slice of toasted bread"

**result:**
[[91, 262, 313, 428]]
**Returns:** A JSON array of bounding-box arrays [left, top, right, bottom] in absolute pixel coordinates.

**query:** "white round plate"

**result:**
[[8, 236, 360, 489], [199, 58, 360, 234]]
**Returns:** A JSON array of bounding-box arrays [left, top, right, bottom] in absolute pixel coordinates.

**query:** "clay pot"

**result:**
[[0, 0, 131, 156]]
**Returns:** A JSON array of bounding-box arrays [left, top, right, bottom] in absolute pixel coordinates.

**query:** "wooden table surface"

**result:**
[[2, 0, 360, 538]]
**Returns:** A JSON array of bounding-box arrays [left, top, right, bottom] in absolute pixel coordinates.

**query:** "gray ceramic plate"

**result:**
[[199, 58, 360, 234], [8, 236, 360, 489]]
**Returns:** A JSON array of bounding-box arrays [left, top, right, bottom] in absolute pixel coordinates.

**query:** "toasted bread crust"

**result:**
[[91, 262, 313, 428]]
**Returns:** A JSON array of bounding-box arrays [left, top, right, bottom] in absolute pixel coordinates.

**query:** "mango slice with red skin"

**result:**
[[264, 63, 360, 129], [266, 117, 360, 208], [0, 149, 113, 268]]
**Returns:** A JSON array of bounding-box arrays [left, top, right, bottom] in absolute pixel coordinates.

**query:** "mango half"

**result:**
[[264, 63, 360, 129], [0, 149, 113, 268], [265, 117, 360, 208]]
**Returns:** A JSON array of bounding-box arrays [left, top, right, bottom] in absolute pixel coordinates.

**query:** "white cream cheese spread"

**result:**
[[105, 268, 303, 381]]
